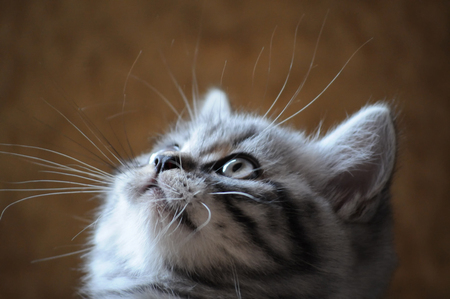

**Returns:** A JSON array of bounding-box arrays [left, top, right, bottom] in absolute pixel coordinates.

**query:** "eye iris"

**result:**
[[219, 157, 258, 179]]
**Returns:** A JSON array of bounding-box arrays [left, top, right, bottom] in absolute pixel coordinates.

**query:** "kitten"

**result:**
[[82, 89, 397, 299]]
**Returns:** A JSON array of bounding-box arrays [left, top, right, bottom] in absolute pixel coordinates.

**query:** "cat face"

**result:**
[[88, 89, 396, 298], [108, 99, 316, 273]]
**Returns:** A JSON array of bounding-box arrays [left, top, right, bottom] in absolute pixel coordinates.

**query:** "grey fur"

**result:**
[[83, 89, 397, 299]]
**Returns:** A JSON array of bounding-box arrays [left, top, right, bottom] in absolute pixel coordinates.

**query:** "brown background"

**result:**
[[0, 1, 449, 298]]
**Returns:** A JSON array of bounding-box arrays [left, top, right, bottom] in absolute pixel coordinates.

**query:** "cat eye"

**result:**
[[218, 156, 260, 179]]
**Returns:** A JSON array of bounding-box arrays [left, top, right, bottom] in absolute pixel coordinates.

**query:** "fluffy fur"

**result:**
[[83, 89, 397, 298]]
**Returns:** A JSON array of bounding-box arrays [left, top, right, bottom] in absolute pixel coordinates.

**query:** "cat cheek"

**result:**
[[113, 167, 160, 202]]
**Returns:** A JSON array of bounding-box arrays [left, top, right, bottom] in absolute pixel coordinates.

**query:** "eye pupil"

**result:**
[[232, 163, 242, 172]]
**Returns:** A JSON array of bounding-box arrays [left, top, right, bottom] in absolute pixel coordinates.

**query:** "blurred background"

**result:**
[[0, 0, 449, 298]]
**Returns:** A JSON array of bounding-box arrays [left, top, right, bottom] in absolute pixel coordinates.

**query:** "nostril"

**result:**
[[153, 157, 160, 167], [165, 161, 176, 170], [153, 154, 180, 173]]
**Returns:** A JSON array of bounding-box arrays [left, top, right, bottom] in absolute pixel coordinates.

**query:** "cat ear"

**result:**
[[315, 104, 396, 222], [199, 89, 231, 118]]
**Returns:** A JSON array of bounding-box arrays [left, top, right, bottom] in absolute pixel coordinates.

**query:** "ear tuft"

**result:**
[[316, 104, 396, 222], [199, 89, 231, 118]]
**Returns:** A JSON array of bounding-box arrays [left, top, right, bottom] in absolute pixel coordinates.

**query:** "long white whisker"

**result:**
[[194, 202, 211, 233], [72, 219, 100, 241], [167, 211, 186, 237], [158, 51, 194, 120], [105, 109, 139, 121], [0, 186, 107, 192], [152, 204, 184, 245], [220, 60, 228, 87], [153, 179, 179, 193], [38, 163, 113, 181], [252, 46, 265, 87], [166, 203, 189, 236], [42, 100, 125, 167], [210, 191, 258, 201], [31, 248, 91, 263], [180, 202, 212, 246], [128, 75, 181, 119], [20, 105, 119, 169], [0, 190, 103, 220], [191, 34, 201, 119], [0, 144, 112, 178], [232, 263, 242, 299], [147, 197, 183, 204], [269, 12, 327, 127], [121, 50, 143, 160], [3, 179, 105, 188], [277, 38, 373, 127], [261, 26, 277, 103], [123, 50, 142, 99], [263, 18, 303, 119], [40, 171, 110, 184]]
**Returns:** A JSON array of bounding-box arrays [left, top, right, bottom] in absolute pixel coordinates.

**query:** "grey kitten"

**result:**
[[82, 89, 397, 299]]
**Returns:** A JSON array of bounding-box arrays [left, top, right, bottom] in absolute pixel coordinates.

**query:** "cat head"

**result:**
[[91, 89, 396, 295]]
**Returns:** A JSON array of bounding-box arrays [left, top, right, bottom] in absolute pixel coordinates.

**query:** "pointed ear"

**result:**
[[315, 104, 396, 222], [199, 89, 231, 118]]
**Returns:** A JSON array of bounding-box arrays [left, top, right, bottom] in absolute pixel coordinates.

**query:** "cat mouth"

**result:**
[[138, 175, 197, 231], [141, 183, 161, 195], [151, 199, 196, 232], [140, 175, 163, 195]]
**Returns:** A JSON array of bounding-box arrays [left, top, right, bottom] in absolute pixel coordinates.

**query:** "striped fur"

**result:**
[[83, 90, 397, 298]]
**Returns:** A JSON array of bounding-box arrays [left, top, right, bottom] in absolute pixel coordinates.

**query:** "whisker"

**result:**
[[166, 203, 189, 236], [194, 201, 211, 233], [147, 197, 183, 204], [167, 209, 186, 237], [1, 179, 107, 189], [121, 50, 143, 161], [0, 144, 112, 178], [41, 73, 128, 168], [262, 25, 277, 103], [231, 263, 242, 299], [128, 75, 181, 119], [42, 100, 125, 168], [105, 109, 139, 121], [33, 162, 112, 182], [263, 18, 303, 119], [191, 28, 202, 119], [103, 116, 134, 165], [2, 179, 99, 186], [31, 248, 91, 263], [276, 38, 373, 127], [71, 219, 99, 241], [36, 166, 112, 184], [210, 191, 262, 203], [252, 46, 265, 87], [180, 202, 211, 246], [0, 190, 103, 220], [269, 12, 328, 127], [220, 60, 228, 87], [158, 50, 194, 120], [17, 107, 117, 169], [40, 170, 110, 184], [154, 180, 179, 193], [0, 186, 108, 192]]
